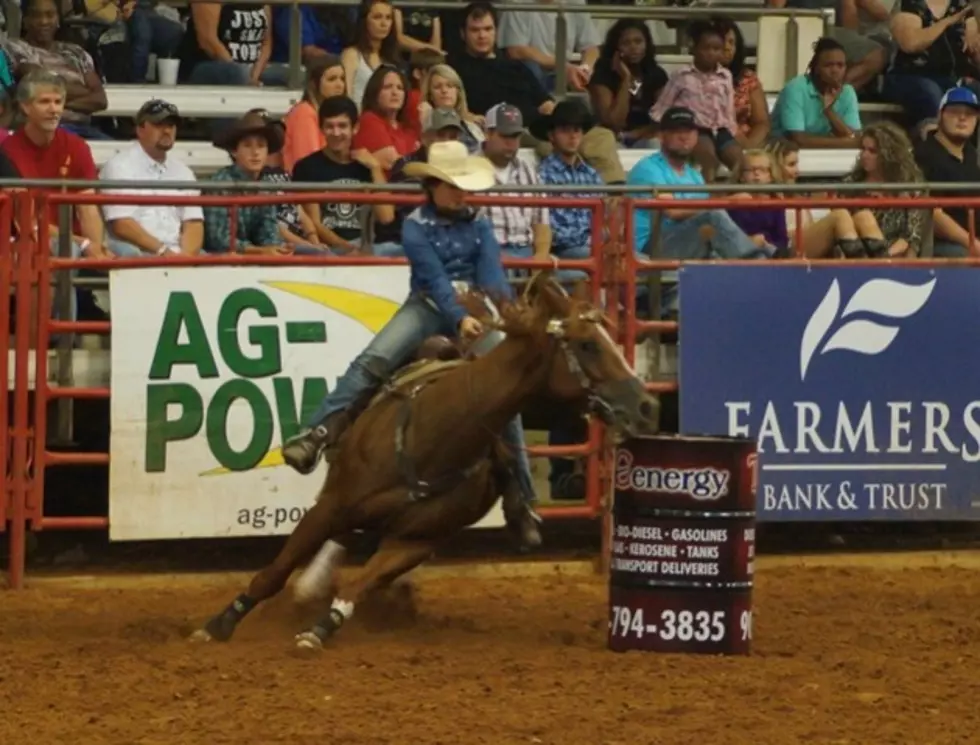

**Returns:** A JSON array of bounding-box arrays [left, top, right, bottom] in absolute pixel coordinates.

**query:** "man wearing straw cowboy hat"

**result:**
[[282, 140, 543, 548]]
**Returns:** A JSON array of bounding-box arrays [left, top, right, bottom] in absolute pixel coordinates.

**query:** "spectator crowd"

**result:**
[[2, 0, 979, 498]]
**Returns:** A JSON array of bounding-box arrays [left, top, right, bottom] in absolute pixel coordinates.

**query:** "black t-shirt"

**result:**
[[292, 151, 372, 242], [914, 133, 980, 230], [179, 4, 269, 81], [261, 167, 303, 236], [590, 58, 668, 131], [449, 52, 551, 122], [892, 0, 974, 78], [0, 148, 19, 179]]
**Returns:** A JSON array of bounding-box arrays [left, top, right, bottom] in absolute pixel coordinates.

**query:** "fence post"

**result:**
[[0, 195, 10, 584]]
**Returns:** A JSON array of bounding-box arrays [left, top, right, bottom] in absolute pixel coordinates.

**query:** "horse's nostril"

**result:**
[[639, 400, 658, 420]]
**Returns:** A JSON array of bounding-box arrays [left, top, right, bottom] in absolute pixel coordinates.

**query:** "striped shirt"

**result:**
[[488, 154, 549, 248], [537, 153, 603, 251]]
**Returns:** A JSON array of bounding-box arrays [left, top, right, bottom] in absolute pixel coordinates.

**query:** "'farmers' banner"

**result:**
[[108, 266, 506, 540]]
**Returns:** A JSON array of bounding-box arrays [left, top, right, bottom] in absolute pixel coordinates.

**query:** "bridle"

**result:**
[[545, 310, 618, 424]]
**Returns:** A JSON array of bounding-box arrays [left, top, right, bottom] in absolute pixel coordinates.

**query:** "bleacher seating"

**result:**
[[86, 140, 859, 179], [104, 85, 302, 119]]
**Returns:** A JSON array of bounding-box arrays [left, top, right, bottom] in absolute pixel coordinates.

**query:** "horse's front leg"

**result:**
[[292, 531, 359, 603], [294, 537, 434, 651], [190, 496, 345, 643]]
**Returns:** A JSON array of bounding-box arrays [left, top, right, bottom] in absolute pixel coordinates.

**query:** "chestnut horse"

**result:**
[[190, 274, 660, 650]]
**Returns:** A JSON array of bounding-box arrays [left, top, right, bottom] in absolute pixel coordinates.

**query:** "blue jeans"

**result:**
[[306, 294, 536, 503], [501, 244, 533, 279], [882, 72, 956, 129], [933, 240, 968, 258], [129, 6, 184, 82], [553, 244, 591, 283], [655, 210, 770, 260], [108, 238, 153, 257], [520, 59, 556, 93], [48, 236, 84, 327], [372, 241, 404, 257]]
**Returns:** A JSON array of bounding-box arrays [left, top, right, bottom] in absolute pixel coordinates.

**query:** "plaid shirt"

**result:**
[[204, 165, 281, 253], [487, 154, 549, 247], [537, 153, 603, 251], [649, 65, 737, 134]]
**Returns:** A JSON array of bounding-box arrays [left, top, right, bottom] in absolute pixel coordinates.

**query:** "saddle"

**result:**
[[365, 336, 467, 413]]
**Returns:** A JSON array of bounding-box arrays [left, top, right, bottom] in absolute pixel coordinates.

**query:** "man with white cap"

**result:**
[[282, 140, 543, 548]]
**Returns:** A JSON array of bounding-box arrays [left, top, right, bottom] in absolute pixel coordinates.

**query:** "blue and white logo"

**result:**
[[679, 266, 980, 521]]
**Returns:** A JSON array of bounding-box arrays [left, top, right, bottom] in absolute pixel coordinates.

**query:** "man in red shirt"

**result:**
[[1, 70, 109, 258]]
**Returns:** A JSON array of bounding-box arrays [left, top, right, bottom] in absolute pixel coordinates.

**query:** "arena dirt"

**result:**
[[1, 555, 978, 745]]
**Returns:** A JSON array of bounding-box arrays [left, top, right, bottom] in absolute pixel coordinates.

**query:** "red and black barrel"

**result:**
[[607, 434, 757, 655]]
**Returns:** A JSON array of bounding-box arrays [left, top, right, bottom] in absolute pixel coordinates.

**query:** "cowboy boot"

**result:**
[[836, 238, 867, 259], [282, 410, 353, 475], [862, 238, 889, 258], [500, 471, 543, 550]]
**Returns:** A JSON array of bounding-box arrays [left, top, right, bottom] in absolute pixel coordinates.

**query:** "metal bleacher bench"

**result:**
[[86, 140, 859, 179]]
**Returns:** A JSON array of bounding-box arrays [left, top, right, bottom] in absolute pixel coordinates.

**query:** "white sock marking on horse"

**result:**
[[294, 540, 346, 602], [331, 597, 355, 620]]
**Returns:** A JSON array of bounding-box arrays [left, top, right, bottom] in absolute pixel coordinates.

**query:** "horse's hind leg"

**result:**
[[190, 497, 346, 643], [294, 537, 434, 650], [292, 531, 359, 603]]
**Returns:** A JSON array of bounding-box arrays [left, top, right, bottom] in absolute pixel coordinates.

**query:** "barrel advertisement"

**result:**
[[678, 265, 980, 521]]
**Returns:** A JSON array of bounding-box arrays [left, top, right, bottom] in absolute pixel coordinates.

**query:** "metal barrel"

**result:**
[[607, 434, 757, 655]]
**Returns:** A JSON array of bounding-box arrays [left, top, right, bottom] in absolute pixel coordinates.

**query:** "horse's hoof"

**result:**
[[188, 629, 213, 643], [294, 630, 324, 652]]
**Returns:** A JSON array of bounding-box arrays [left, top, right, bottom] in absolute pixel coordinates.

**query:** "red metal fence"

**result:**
[[6, 189, 980, 589]]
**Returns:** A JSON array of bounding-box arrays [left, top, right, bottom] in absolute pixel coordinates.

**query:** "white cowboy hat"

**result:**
[[403, 141, 495, 192]]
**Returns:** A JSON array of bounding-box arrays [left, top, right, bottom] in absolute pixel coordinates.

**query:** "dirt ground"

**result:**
[[1, 555, 978, 745]]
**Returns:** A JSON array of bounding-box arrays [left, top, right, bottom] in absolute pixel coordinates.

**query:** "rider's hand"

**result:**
[[459, 316, 483, 339]]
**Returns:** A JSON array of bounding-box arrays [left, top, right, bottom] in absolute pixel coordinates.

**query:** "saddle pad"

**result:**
[[366, 358, 467, 412]]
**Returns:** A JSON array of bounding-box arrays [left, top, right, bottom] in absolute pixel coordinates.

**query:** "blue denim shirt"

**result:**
[[402, 204, 513, 326]]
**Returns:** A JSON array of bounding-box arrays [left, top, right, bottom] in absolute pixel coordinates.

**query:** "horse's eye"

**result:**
[[578, 339, 601, 356]]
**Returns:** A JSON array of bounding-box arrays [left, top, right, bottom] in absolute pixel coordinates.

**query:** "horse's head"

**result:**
[[503, 273, 660, 438]]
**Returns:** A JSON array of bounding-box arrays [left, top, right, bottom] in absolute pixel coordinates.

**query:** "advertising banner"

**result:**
[[108, 266, 506, 540], [679, 265, 980, 521]]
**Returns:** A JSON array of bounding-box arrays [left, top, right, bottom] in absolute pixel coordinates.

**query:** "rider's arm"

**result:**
[[402, 214, 470, 326], [473, 215, 514, 303]]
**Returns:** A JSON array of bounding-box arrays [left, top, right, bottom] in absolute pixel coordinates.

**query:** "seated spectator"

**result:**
[[372, 107, 466, 256], [245, 108, 330, 254], [394, 4, 441, 55], [498, 0, 599, 93], [62, 0, 139, 84], [1, 70, 109, 324], [99, 99, 203, 257], [714, 16, 770, 148], [205, 112, 290, 255], [482, 103, 552, 266], [626, 106, 769, 260], [178, 2, 284, 87], [352, 65, 420, 173], [451, 2, 624, 184], [914, 86, 980, 257], [765, 138, 812, 247], [726, 150, 789, 256], [128, 1, 184, 82], [886, 0, 980, 132], [766, 0, 893, 91], [4, 0, 108, 140], [835, 121, 925, 258], [418, 63, 484, 153], [531, 99, 602, 282], [650, 20, 741, 182], [342, 0, 400, 110], [404, 48, 443, 133], [271, 4, 350, 64], [770, 37, 862, 148], [588, 19, 667, 147], [281, 55, 347, 172], [292, 95, 395, 253]]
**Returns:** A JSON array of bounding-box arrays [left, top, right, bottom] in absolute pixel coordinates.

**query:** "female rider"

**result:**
[[281, 140, 542, 548]]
